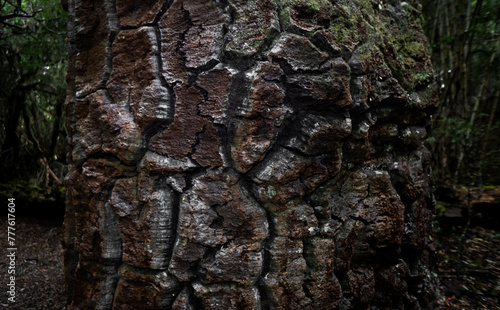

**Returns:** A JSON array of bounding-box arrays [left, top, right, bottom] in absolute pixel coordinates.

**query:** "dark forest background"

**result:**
[[1, 0, 67, 208], [423, 0, 500, 189]]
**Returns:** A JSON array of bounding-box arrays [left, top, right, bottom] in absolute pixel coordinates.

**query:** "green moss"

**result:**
[[279, 0, 333, 29], [281, 0, 332, 13], [414, 71, 432, 85], [435, 202, 449, 214], [328, 8, 363, 47], [406, 41, 426, 58], [358, 0, 374, 12], [357, 43, 373, 60], [281, 0, 432, 94], [330, 23, 353, 43], [0, 182, 66, 204]]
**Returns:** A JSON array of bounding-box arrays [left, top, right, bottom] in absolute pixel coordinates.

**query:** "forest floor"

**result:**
[[435, 225, 500, 309], [434, 186, 500, 309], [0, 196, 499, 309], [0, 216, 65, 309]]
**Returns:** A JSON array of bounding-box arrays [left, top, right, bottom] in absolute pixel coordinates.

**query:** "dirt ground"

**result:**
[[1, 216, 65, 309], [435, 225, 500, 309], [1, 215, 499, 309]]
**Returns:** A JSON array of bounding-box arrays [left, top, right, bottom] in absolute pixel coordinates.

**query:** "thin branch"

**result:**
[[39, 158, 62, 185], [0, 19, 26, 30], [0, 11, 37, 21]]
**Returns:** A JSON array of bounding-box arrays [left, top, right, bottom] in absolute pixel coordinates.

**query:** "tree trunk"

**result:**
[[0, 86, 24, 181], [64, 1, 438, 309]]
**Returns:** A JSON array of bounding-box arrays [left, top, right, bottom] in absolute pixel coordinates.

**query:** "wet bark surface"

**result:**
[[64, 0, 438, 309]]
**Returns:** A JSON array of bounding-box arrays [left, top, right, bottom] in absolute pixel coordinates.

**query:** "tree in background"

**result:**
[[0, 0, 67, 186], [423, 0, 500, 188]]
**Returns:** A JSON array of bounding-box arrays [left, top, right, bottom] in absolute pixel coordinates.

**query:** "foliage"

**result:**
[[422, 0, 500, 187], [0, 181, 65, 205], [281, 0, 332, 12], [0, 0, 67, 185]]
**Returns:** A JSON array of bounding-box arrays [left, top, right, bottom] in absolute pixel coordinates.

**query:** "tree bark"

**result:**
[[64, 1, 438, 309]]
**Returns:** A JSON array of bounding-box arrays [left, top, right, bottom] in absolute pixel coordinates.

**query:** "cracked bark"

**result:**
[[64, 0, 438, 309]]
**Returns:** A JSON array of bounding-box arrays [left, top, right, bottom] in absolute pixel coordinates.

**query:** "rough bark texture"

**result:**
[[64, 0, 438, 309]]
